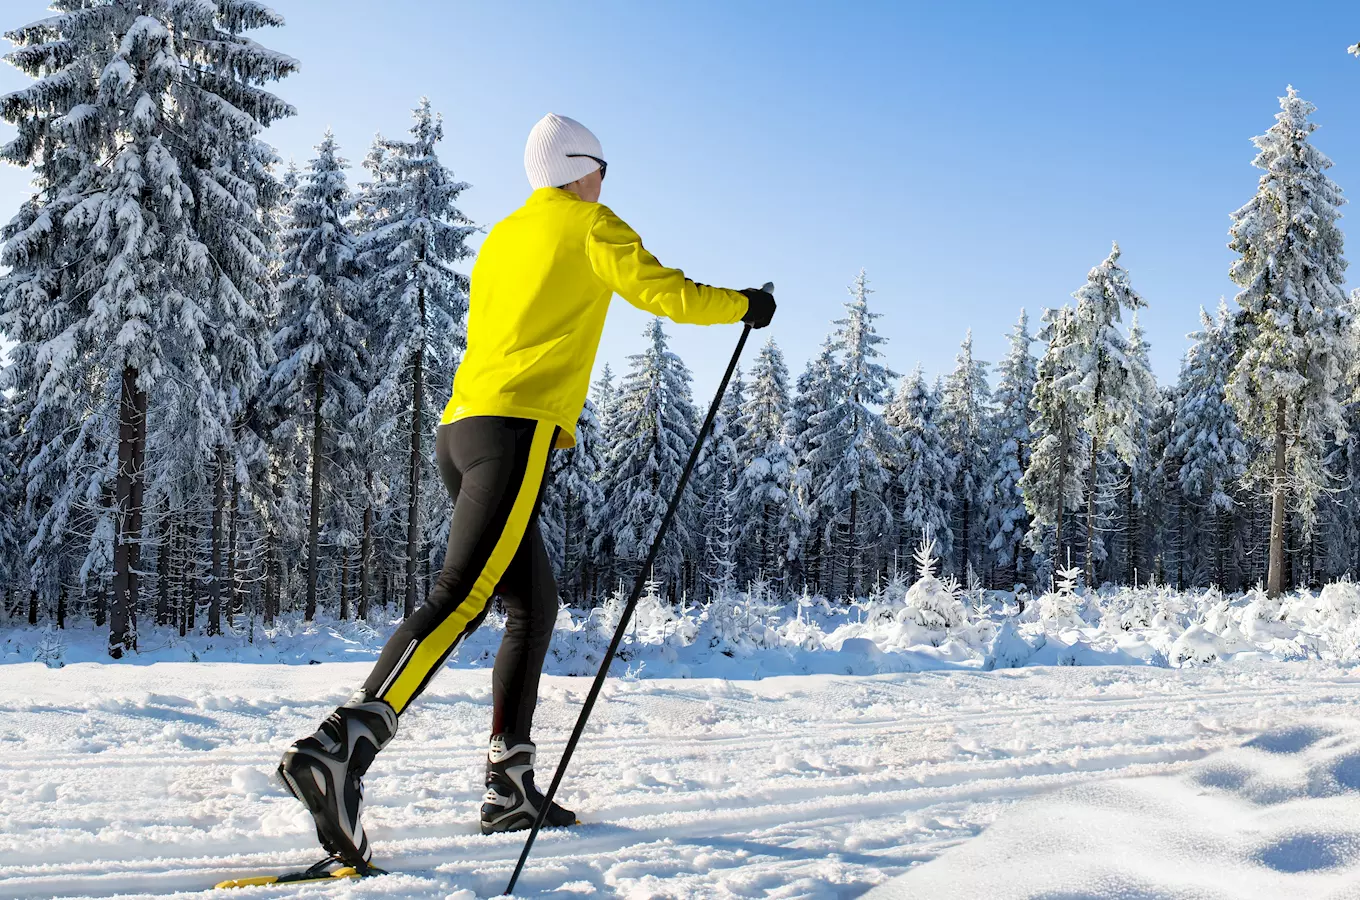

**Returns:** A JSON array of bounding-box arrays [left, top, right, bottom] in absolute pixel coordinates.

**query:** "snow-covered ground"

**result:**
[[4, 659, 1360, 898]]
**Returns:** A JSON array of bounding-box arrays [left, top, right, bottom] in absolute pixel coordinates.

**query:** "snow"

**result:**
[[868, 720, 1360, 899], [2, 660, 1358, 898]]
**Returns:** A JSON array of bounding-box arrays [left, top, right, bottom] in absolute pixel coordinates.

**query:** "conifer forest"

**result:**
[[2, 4, 1359, 661]]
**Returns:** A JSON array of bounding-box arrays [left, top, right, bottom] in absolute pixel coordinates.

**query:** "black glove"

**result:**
[[739, 286, 776, 329]]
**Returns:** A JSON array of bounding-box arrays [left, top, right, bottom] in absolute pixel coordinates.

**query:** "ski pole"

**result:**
[[502, 288, 768, 896]]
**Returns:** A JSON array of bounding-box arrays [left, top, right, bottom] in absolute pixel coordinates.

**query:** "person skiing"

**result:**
[[277, 113, 776, 867]]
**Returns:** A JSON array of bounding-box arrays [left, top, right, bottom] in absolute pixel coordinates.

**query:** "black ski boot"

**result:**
[[278, 691, 397, 868], [480, 733, 578, 834]]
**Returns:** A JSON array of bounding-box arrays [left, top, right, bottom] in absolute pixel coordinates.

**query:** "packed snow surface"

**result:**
[[3, 660, 1360, 898], [868, 721, 1360, 899]]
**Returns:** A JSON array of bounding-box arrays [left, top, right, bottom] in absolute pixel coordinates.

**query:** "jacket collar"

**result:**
[[528, 186, 581, 204]]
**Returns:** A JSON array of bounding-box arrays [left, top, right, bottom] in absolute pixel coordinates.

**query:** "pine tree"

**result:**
[[1113, 313, 1158, 585], [985, 311, 1036, 587], [695, 405, 741, 601], [1226, 87, 1351, 598], [541, 400, 606, 604], [885, 367, 956, 577], [267, 130, 367, 621], [1, 2, 295, 653], [1022, 305, 1087, 581], [803, 272, 897, 597], [604, 319, 700, 598], [939, 330, 992, 577], [1146, 385, 1184, 587], [0, 388, 20, 595], [357, 99, 474, 616], [733, 338, 795, 586], [788, 335, 844, 591], [1062, 242, 1152, 586], [1168, 303, 1246, 588]]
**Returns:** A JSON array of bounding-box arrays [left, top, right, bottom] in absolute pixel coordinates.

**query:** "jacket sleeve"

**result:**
[[586, 205, 749, 326]]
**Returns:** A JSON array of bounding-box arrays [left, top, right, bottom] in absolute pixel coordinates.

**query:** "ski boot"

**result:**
[[480, 733, 578, 834], [278, 690, 397, 869]]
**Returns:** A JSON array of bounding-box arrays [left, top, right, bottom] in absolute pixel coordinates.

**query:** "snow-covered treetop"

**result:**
[[1226, 86, 1350, 519], [993, 310, 1035, 440], [834, 269, 895, 408], [741, 337, 790, 453], [1057, 242, 1154, 464]]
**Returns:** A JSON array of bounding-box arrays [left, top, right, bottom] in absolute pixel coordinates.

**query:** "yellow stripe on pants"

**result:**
[[380, 422, 555, 714]]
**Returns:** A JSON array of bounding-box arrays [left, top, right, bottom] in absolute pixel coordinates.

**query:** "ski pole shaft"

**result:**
[[503, 320, 755, 896]]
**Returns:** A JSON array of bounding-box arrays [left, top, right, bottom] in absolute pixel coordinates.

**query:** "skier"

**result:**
[[277, 113, 776, 867]]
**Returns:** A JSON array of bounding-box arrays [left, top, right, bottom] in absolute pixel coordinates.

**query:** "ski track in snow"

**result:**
[[2, 661, 1359, 898]]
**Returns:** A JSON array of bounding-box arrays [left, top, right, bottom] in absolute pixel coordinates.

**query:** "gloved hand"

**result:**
[[739, 285, 776, 329]]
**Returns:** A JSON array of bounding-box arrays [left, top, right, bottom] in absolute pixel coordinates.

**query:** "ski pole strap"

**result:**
[[502, 323, 753, 896]]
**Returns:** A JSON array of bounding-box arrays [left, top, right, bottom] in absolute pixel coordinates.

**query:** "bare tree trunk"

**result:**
[[405, 284, 426, 618], [110, 364, 146, 658], [847, 488, 860, 597], [306, 368, 324, 621], [1055, 415, 1068, 574], [177, 517, 189, 637], [1085, 432, 1100, 588], [227, 467, 240, 628], [157, 511, 171, 626], [1124, 471, 1137, 586], [339, 545, 350, 621], [958, 472, 970, 578], [209, 446, 226, 635], [1268, 398, 1287, 598], [359, 471, 373, 621]]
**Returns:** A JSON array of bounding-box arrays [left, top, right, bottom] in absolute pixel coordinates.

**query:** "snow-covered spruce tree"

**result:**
[[356, 100, 474, 616], [688, 367, 744, 599], [1113, 313, 1158, 585], [1060, 242, 1154, 587], [939, 330, 992, 578], [1226, 87, 1351, 598], [0, 388, 20, 597], [985, 311, 1035, 587], [1, 2, 294, 652], [584, 365, 619, 600], [266, 130, 367, 621], [803, 271, 897, 598], [720, 365, 747, 467], [1021, 305, 1087, 581], [540, 399, 606, 604], [1168, 303, 1246, 588], [0, 189, 85, 627], [604, 318, 700, 599], [884, 366, 956, 578], [694, 405, 741, 601], [733, 337, 795, 586], [787, 335, 845, 591], [1148, 384, 1190, 588]]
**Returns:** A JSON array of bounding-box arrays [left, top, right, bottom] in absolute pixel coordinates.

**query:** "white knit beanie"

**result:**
[[524, 113, 604, 190]]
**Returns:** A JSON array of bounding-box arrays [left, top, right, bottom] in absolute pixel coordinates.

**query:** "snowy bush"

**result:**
[[902, 532, 965, 630]]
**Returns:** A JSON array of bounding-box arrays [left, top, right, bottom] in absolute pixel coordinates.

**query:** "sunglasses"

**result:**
[[567, 153, 607, 181]]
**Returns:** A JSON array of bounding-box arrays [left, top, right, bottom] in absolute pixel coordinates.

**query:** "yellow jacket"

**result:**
[[441, 187, 750, 448]]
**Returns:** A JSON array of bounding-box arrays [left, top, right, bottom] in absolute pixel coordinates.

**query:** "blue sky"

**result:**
[[2, 1, 1358, 397]]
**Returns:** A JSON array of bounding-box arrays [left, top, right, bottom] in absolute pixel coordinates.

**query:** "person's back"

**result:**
[[447, 176, 761, 448], [278, 113, 775, 873]]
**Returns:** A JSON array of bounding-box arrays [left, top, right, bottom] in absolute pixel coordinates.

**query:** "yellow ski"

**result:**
[[215, 858, 387, 889]]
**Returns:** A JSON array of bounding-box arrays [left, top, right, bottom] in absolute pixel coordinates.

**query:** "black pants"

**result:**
[[361, 417, 559, 740]]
